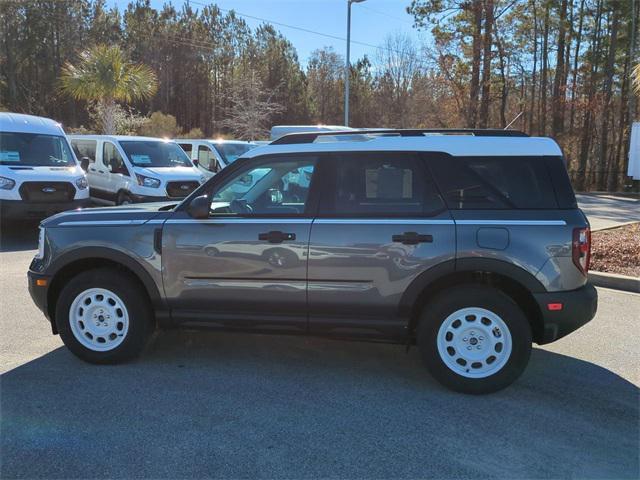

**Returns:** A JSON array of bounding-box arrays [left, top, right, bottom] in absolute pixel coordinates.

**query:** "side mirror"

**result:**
[[192, 158, 199, 167], [80, 157, 90, 171], [187, 194, 210, 219]]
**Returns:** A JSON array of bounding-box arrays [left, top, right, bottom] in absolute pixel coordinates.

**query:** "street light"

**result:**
[[345, 0, 366, 127]]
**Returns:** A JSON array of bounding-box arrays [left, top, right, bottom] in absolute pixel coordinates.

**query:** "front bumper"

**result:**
[[534, 282, 598, 344], [0, 198, 92, 221], [28, 270, 55, 332]]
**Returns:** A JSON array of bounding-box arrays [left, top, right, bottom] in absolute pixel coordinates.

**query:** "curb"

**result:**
[[591, 221, 640, 232], [589, 271, 640, 293]]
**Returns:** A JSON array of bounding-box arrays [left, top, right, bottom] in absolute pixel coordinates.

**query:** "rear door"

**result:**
[[307, 152, 455, 338]]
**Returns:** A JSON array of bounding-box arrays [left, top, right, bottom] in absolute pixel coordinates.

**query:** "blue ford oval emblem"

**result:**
[[42, 187, 57, 193]]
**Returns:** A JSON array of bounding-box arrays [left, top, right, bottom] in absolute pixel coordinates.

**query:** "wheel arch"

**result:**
[[400, 258, 546, 344], [46, 247, 166, 331]]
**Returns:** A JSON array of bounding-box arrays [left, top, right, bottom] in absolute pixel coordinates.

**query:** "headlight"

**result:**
[[75, 176, 88, 190], [199, 175, 206, 185], [135, 174, 161, 188], [35, 227, 45, 259], [0, 176, 16, 190]]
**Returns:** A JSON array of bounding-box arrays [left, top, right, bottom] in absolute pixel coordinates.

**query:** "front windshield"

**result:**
[[120, 141, 193, 168], [0, 132, 75, 166], [212, 143, 257, 164]]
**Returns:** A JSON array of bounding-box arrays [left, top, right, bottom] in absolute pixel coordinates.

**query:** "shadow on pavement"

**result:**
[[1, 331, 638, 479], [0, 221, 39, 252]]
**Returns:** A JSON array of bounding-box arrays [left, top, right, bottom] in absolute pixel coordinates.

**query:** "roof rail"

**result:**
[[270, 128, 529, 145]]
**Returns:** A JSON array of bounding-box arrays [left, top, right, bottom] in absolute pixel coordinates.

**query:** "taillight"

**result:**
[[572, 227, 591, 275]]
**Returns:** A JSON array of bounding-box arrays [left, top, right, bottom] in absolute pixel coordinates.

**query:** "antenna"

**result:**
[[504, 112, 524, 130]]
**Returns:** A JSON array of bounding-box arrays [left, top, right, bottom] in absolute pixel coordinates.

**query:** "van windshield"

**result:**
[[120, 141, 193, 168], [0, 132, 75, 166], [212, 143, 256, 164]]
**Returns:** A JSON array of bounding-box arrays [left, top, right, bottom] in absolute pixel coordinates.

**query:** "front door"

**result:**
[[307, 152, 455, 338], [162, 154, 321, 331]]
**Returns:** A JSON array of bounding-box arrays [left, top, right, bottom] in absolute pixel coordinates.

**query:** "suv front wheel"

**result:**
[[418, 285, 532, 394], [55, 268, 153, 364]]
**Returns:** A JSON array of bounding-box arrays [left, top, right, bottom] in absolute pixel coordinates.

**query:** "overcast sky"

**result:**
[[107, 0, 426, 67]]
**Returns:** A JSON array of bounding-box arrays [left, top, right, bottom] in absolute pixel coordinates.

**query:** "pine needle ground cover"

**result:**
[[591, 223, 640, 277]]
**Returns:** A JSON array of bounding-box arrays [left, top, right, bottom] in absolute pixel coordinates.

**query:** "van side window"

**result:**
[[429, 156, 557, 209], [320, 153, 444, 217], [71, 140, 97, 163], [178, 143, 192, 156], [103, 142, 129, 176], [198, 146, 218, 172]]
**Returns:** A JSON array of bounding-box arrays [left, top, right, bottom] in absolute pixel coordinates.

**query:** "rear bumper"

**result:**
[[534, 282, 598, 344], [0, 198, 92, 220]]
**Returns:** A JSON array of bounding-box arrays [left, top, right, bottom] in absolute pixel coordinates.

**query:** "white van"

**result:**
[[68, 135, 205, 205], [0, 112, 90, 221], [175, 139, 258, 178]]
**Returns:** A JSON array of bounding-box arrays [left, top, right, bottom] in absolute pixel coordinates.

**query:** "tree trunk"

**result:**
[[468, 0, 483, 128], [576, 0, 603, 191], [538, 2, 550, 135], [100, 99, 118, 135], [551, 0, 568, 137], [528, 0, 538, 134], [496, 33, 508, 128], [569, 0, 585, 134], [478, 0, 494, 128], [597, 7, 619, 190]]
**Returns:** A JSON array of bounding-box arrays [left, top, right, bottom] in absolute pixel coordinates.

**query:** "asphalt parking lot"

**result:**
[[1, 220, 639, 479]]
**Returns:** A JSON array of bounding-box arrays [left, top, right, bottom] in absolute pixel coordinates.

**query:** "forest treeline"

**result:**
[[1, 0, 638, 191]]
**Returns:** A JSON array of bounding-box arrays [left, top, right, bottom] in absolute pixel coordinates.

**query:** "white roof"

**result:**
[[67, 134, 178, 143], [0, 112, 66, 136], [243, 134, 563, 158]]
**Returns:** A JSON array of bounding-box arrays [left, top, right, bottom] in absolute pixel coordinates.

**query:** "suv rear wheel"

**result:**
[[418, 285, 532, 394], [55, 268, 152, 364]]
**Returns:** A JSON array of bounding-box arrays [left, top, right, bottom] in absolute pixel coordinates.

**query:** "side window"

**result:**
[[429, 156, 557, 209], [178, 143, 193, 157], [210, 156, 317, 216], [198, 146, 218, 172], [320, 153, 444, 217], [71, 140, 97, 164], [103, 142, 129, 176]]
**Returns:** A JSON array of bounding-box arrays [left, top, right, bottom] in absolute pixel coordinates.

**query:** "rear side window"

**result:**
[[320, 153, 445, 217], [178, 143, 193, 156], [71, 139, 97, 164], [429, 155, 558, 209], [545, 156, 577, 208]]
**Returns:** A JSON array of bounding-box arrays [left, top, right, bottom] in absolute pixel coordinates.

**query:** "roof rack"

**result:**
[[270, 128, 529, 145]]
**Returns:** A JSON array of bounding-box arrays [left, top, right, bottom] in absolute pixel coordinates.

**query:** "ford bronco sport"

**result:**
[[28, 129, 597, 394]]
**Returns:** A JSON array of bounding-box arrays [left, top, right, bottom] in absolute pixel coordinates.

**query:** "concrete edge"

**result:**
[[591, 221, 640, 232], [589, 271, 640, 293]]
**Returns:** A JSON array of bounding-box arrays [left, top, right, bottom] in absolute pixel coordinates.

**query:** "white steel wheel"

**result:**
[[68, 288, 130, 352], [436, 307, 513, 379]]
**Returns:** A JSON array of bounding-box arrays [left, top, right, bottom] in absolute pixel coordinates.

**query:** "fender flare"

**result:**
[[398, 257, 546, 319], [48, 246, 165, 309]]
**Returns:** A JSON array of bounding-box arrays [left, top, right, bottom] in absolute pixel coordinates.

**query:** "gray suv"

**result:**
[[28, 129, 597, 394]]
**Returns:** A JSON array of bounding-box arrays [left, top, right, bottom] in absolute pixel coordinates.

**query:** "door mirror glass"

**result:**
[[187, 194, 210, 219], [80, 157, 90, 171], [192, 158, 199, 167]]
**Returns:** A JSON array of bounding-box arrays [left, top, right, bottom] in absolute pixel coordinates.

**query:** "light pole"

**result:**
[[344, 0, 366, 127]]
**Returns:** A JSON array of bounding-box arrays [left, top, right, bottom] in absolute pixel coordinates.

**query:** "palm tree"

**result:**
[[60, 45, 158, 134]]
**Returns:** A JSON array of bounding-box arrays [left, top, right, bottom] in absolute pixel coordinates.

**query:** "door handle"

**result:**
[[392, 232, 433, 245], [98, 170, 105, 174], [258, 231, 296, 244]]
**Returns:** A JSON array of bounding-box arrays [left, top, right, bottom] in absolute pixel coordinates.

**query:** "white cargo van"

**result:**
[[68, 135, 205, 205], [175, 139, 258, 178], [0, 112, 90, 221]]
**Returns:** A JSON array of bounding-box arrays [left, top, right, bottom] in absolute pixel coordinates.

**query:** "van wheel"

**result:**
[[55, 268, 153, 364], [117, 192, 133, 205], [417, 285, 532, 394]]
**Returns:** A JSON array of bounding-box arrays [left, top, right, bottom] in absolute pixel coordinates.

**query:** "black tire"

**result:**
[[117, 191, 133, 205], [55, 268, 153, 364], [417, 284, 532, 394]]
